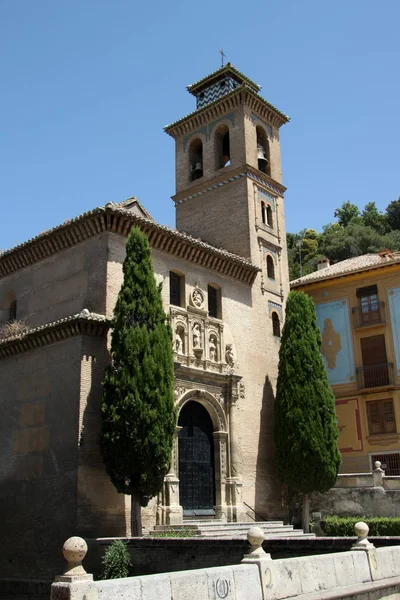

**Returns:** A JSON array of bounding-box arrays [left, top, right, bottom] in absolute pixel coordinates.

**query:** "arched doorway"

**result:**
[[178, 401, 216, 516]]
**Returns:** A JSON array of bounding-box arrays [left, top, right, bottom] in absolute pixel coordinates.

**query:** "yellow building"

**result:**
[[291, 251, 400, 475]]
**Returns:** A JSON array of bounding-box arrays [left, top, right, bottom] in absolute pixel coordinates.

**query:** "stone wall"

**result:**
[[0, 338, 82, 578], [0, 332, 126, 579], [51, 532, 400, 600], [0, 234, 108, 328], [311, 464, 400, 518]]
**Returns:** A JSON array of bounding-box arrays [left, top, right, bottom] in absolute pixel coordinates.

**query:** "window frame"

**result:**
[[169, 271, 185, 308], [207, 284, 221, 319], [367, 399, 396, 436]]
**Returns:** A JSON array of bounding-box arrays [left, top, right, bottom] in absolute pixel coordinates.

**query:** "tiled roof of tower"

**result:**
[[291, 252, 400, 288], [187, 63, 261, 94]]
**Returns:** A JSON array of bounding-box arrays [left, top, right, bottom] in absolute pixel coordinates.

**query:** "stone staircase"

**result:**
[[150, 520, 315, 538]]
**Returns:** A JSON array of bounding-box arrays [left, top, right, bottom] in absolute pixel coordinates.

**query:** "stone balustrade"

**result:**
[[50, 524, 400, 600], [334, 461, 400, 490]]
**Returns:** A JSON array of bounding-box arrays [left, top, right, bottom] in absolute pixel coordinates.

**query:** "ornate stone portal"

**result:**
[[158, 374, 247, 525]]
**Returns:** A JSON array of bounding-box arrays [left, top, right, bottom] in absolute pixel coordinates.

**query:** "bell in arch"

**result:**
[[192, 155, 203, 180], [257, 143, 268, 173]]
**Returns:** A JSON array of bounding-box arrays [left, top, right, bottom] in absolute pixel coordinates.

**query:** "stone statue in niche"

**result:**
[[175, 329, 184, 355], [192, 323, 202, 348], [191, 287, 204, 309], [209, 334, 218, 361], [225, 343, 235, 367]]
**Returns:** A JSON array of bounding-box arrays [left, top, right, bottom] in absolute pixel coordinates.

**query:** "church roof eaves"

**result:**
[[164, 85, 289, 136], [0, 311, 109, 360], [187, 63, 261, 95], [0, 204, 259, 285]]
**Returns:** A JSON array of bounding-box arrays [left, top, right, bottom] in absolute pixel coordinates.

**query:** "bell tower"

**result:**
[[164, 63, 290, 274]]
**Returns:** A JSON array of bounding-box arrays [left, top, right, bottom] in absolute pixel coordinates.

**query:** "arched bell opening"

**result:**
[[256, 126, 270, 176], [188, 138, 203, 181], [178, 401, 216, 516], [215, 124, 231, 169]]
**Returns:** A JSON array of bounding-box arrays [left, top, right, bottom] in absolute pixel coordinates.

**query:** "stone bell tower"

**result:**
[[164, 65, 292, 523], [164, 63, 290, 275]]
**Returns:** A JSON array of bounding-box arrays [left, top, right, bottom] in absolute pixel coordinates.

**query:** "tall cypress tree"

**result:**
[[100, 228, 176, 536], [274, 291, 341, 532]]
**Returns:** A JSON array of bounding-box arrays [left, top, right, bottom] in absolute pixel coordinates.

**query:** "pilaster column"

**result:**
[[213, 430, 228, 520]]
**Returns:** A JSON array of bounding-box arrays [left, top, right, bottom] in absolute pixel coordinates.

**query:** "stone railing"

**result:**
[[334, 461, 400, 490], [51, 524, 400, 600]]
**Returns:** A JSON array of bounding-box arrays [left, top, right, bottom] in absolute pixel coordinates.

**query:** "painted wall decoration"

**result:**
[[336, 398, 363, 453], [388, 287, 400, 376], [315, 300, 355, 385]]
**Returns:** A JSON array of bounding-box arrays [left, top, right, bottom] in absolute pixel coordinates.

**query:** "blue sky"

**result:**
[[1, 1, 399, 251]]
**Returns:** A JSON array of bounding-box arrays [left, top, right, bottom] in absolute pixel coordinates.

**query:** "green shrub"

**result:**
[[102, 540, 132, 579], [321, 515, 400, 536], [151, 529, 198, 538]]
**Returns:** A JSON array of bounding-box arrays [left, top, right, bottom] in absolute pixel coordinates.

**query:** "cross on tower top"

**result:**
[[219, 48, 226, 67]]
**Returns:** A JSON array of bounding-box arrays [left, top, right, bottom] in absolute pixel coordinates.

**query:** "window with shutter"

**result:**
[[367, 399, 396, 435]]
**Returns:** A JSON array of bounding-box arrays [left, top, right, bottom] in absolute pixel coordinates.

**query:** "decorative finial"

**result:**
[[242, 526, 271, 562], [352, 522, 375, 551], [54, 536, 93, 582], [219, 48, 226, 67]]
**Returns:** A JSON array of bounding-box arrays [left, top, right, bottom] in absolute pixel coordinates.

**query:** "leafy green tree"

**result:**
[[319, 222, 394, 263], [386, 198, 400, 231], [361, 202, 388, 235], [287, 229, 321, 280], [274, 291, 341, 532], [334, 201, 361, 227], [100, 228, 176, 536]]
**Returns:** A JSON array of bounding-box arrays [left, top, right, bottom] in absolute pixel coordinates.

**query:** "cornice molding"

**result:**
[[172, 164, 286, 207], [0, 205, 259, 285], [164, 86, 289, 139], [0, 311, 109, 360]]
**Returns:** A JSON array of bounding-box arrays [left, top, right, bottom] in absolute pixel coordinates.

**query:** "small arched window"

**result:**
[[215, 124, 230, 169], [169, 271, 185, 307], [266, 255, 275, 280], [256, 126, 270, 176], [261, 202, 273, 227], [272, 312, 281, 337], [189, 138, 203, 181]]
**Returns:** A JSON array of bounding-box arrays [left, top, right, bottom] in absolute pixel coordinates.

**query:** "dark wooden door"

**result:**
[[178, 401, 215, 515], [361, 335, 388, 387]]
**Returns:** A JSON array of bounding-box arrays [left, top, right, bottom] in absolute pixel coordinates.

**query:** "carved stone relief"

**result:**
[[190, 287, 205, 309]]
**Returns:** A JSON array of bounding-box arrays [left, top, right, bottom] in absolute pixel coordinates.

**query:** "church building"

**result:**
[[0, 64, 290, 577]]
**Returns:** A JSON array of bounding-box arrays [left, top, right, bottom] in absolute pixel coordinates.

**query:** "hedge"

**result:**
[[320, 515, 400, 536]]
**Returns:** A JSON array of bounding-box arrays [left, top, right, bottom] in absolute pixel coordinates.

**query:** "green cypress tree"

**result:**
[[100, 228, 176, 536], [274, 291, 341, 532]]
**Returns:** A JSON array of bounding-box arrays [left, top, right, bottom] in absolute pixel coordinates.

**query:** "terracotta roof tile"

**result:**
[[291, 252, 400, 288]]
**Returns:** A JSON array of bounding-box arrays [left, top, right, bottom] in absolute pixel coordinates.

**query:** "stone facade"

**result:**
[[0, 64, 290, 578]]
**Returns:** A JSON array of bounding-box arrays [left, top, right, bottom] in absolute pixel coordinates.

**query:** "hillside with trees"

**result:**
[[288, 198, 400, 281]]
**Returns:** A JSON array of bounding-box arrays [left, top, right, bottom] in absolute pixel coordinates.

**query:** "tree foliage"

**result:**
[[274, 292, 341, 502], [334, 201, 360, 227], [288, 198, 400, 280], [100, 228, 176, 528]]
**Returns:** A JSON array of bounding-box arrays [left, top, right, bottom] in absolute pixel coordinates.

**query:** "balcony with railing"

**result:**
[[352, 301, 385, 329], [356, 362, 394, 389]]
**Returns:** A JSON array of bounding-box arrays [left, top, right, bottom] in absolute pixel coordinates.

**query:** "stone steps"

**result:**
[[151, 520, 315, 538]]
